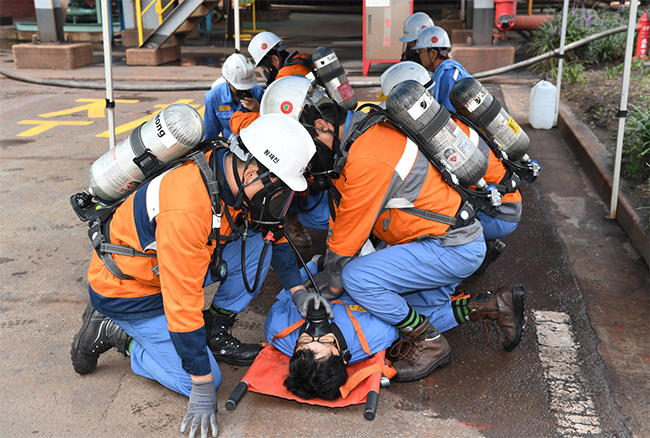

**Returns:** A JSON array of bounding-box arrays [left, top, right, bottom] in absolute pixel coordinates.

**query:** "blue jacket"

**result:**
[[203, 79, 264, 140], [265, 264, 398, 365], [432, 59, 472, 113]]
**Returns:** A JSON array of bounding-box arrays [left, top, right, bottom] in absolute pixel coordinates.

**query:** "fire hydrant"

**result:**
[[634, 12, 649, 60]]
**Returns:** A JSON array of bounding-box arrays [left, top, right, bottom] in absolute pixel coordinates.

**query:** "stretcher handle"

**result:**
[[225, 381, 249, 411], [363, 390, 379, 421]]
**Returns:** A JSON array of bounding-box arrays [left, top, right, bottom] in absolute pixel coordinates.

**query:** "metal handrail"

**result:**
[[135, 0, 178, 46]]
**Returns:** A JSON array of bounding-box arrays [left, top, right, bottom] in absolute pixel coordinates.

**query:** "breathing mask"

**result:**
[[299, 303, 351, 364]]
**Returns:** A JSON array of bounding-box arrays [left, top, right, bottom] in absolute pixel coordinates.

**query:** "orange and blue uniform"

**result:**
[[324, 111, 486, 333], [88, 147, 302, 394]]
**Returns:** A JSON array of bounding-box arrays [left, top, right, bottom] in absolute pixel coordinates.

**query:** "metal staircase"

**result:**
[[141, 0, 219, 49]]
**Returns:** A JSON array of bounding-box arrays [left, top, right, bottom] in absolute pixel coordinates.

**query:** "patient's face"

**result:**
[[295, 332, 341, 361]]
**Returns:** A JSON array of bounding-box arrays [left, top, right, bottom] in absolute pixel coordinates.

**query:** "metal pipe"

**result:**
[[0, 26, 628, 90], [100, 0, 116, 149], [234, 0, 240, 52], [554, 0, 569, 126], [610, 1, 639, 220]]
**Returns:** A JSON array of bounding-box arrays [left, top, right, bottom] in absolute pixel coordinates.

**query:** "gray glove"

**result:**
[[180, 380, 218, 438], [292, 287, 334, 319], [304, 271, 343, 300]]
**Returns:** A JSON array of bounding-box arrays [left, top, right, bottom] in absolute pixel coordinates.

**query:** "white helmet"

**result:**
[[412, 26, 451, 51], [379, 61, 433, 100], [239, 114, 316, 191], [222, 53, 257, 90], [260, 75, 312, 120], [399, 12, 434, 43], [248, 31, 283, 66]]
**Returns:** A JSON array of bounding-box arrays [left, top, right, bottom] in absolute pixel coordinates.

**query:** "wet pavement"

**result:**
[[0, 11, 649, 438]]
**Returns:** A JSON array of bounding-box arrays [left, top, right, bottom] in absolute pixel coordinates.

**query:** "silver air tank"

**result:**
[[449, 77, 531, 163], [312, 46, 358, 111], [386, 80, 488, 189], [88, 103, 205, 201]]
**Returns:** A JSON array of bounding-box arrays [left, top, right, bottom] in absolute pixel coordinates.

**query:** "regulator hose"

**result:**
[[0, 25, 627, 90]]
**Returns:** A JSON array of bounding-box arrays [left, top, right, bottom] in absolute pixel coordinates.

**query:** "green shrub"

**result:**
[[624, 101, 650, 182], [527, 3, 638, 74]]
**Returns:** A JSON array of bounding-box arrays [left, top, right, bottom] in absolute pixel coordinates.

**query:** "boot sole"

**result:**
[[70, 302, 98, 375], [504, 284, 527, 352], [213, 355, 257, 367], [392, 350, 452, 383]]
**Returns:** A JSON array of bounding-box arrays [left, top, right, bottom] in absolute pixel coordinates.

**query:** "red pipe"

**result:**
[[510, 14, 553, 31]]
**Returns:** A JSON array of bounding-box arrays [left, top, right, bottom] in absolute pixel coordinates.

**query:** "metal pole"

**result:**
[[233, 0, 241, 52], [101, 0, 116, 149], [553, 0, 569, 126], [610, 0, 639, 219]]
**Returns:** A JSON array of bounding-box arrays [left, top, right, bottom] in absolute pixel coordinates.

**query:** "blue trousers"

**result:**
[[290, 192, 330, 231], [340, 236, 485, 333], [477, 211, 519, 241], [114, 314, 221, 397], [203, 230, 273, 312], [112, 231, 272, 397]]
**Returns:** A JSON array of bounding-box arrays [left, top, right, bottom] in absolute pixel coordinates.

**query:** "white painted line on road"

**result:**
[[534, 310, 602, 436]]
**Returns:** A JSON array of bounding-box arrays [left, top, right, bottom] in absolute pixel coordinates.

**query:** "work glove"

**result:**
[[180, 380, 218, 438], [292, 287, 334, 319], [304, 271, 343, 300]]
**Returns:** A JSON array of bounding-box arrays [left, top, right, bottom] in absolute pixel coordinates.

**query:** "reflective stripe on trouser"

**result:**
[[203, 230, 273, 313], [113, 314, 222, 397], [476, 211, 519, 241], [340, 236, 486, 333]]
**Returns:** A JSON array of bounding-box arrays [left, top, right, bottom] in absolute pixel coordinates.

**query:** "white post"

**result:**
[[553, 0, 569, 126], [610, 0, 639, 219], [233, 0, 240, 52], [101, 0, 116, 149]]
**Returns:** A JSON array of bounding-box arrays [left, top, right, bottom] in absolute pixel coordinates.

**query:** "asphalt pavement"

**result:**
[[0, 12, 648, 438]]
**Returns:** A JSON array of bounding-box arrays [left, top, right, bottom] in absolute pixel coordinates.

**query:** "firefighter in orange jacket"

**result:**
[[248, 31, 313, 87], [300, 99, 527, 382], [70, 115, 316, 438]]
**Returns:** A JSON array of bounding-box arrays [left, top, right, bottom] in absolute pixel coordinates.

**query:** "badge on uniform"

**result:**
[[219, 105, 231, 111]]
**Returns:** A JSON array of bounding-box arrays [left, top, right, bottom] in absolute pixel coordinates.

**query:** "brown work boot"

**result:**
[[468, 285, 527, 351], [389, 317, 452, 382], [284, 210, 312, 248]]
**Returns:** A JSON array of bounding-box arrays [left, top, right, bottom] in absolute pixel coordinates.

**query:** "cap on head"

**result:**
[[399, 12, 435, 43], [412, 26, 451, 51], [260, 75, 312, 120], [248, 31, 283, 66], [380, 61, 433, 99], [239, 114, 316, 192], [222, 53, 257, 90]]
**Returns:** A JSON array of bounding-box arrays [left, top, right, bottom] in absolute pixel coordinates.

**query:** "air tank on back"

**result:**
[[449, 77, 531, 163], [88, 103, 205, 201], [312, 46, 358, 111], [386, 80, 488, 189]]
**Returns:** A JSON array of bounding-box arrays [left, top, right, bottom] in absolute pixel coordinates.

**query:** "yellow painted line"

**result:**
[[39, 98, 140, 119], [16, 120, 94, 137]]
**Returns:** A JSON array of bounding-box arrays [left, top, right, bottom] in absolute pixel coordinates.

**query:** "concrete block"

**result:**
[[452, 29, 473, 45], [120, 28, 153, 48], [452, 44, 514, 74], [12, 42, 93, 69], [438, 19, 464, 36], [126, 44, 181, 66]]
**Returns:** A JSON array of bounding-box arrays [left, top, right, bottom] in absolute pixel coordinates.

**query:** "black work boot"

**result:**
[[71, 302, 129, 375], [468, 285, 527, 351], [473, 239, 506, 276], [389, 317, 452, 383], [203, 311, 262, 366]]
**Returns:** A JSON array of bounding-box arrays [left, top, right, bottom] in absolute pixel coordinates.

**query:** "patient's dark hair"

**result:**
[[284, 349, 348, 400]]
